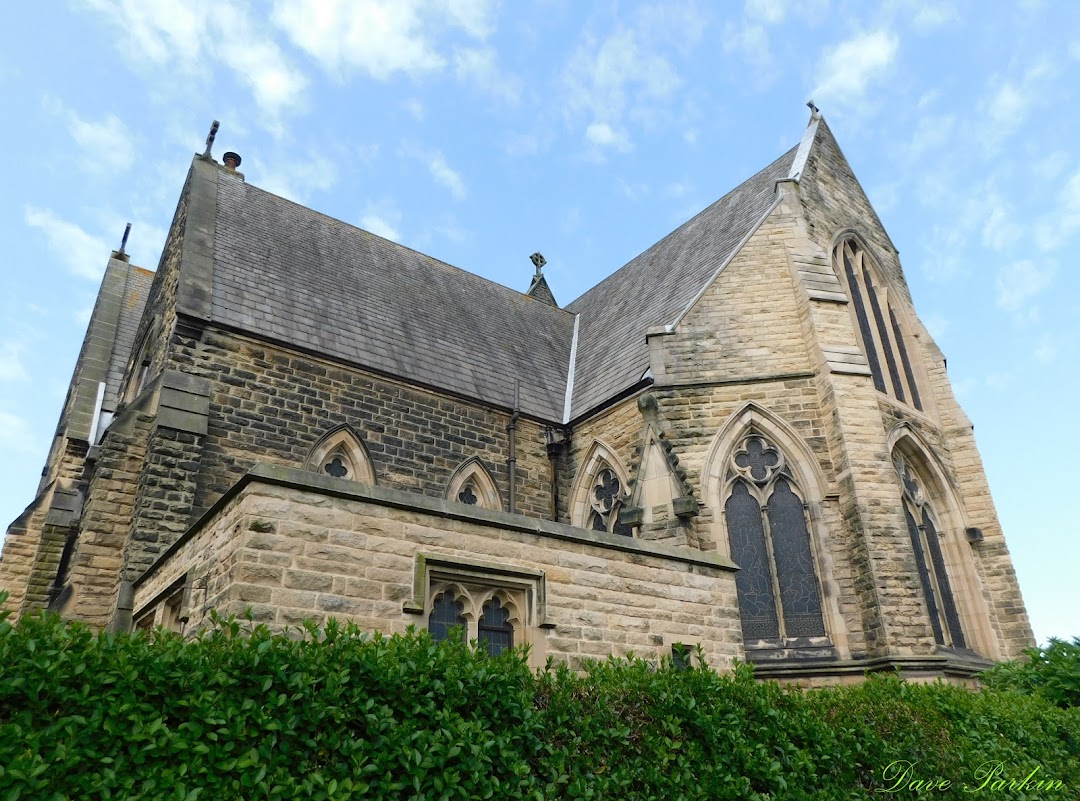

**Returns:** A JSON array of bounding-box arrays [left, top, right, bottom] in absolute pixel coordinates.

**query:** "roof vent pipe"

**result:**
[[222, 151, 242, 171]]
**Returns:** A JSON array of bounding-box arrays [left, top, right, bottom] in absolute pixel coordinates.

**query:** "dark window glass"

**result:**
[[324, 456, 349, 478], [478, 597, 513, 656], [458, 484, 478, 505], [862, 267, 905, 402], [671, 643, 690, 671], [428, 593, 466, 644], [590, 511, 607, 532], [844, 251, 886, 393], [923, 511, 966, 648], [766, 479, 826, 637], [904, 506, 944, 645], [890, 305, 923, 411], [726, 481, 780, 641]]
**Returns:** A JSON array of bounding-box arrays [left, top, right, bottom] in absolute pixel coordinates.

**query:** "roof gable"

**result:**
[[564, 146, 797, 418]]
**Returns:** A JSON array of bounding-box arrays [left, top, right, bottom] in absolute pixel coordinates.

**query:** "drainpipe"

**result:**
[[507, 380, 520, 514]]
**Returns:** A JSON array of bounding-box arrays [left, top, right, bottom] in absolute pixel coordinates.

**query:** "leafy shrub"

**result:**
[[981, 637, 1080, 708], [1, 595, 1077, 800]]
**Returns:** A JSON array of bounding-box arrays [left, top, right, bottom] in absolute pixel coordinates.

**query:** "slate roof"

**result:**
[[210, 176, 576, 420], [565, 146, 797, 418], [202, 143, 796, 423], [104, 265, 154, 411]]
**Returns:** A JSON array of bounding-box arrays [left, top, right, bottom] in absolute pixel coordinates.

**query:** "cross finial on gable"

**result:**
[[202, 120, 220, 159], [530, 251, 546, 277]]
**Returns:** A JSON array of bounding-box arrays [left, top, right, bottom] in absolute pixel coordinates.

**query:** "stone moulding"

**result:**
[[133, 462, 737, 593]]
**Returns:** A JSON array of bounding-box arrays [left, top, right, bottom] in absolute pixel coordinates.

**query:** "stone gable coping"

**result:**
[[134, 462, 736, 590]]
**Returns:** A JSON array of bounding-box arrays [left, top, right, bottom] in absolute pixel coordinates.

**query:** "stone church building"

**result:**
[[0, 111, 1033, 681]]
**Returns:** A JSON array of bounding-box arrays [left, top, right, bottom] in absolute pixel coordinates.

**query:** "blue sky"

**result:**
[[1, 1, 1076, 646]]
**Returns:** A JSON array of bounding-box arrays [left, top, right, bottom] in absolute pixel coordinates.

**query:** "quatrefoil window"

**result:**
[[588, 467, 632, 536], [458, 483, 478, 505], [733, 436, 782, 483], [324, 456, 349, 478]]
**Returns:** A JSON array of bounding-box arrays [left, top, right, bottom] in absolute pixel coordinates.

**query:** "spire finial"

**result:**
[[119, 222, 131, 256], [529, 251, 546, 277], [202, 120, 220, 159], [806, 99, 820, 118]]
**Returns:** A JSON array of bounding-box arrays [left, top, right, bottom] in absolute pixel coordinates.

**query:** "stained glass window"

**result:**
[[588, 464, 632, 536], [428, 592, 466, 643], [725, 434, 826, 644], [478, 597, 513, 656], [895, 452, 965, 648]]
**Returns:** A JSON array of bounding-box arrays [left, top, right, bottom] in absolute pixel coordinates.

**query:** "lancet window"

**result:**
[[722, 434, 826, 642], [835, 239, 923, 411], [894, 451, 965, 648]]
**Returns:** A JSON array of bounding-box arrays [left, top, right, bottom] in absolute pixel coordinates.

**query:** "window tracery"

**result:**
[[835, 239, 923, 411], [723, 433, 826, 642], [446, 457, 501, 510], [426, 582, 519, 656], [305, 425, 376, 485], [894, 451, 965, 648], [588, 466, 633, 536]]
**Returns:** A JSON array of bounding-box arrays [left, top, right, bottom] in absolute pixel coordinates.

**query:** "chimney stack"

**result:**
[[222, 151, 242, 171]]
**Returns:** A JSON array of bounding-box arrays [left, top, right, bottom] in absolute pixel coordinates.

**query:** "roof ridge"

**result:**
[[235, 175, 577, 317]]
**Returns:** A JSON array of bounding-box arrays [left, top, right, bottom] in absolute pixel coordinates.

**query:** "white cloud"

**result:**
[[0, 411, 38, 455], [722, 21, 775, 78], [1034, 165, 1080, 251], [812, 30, 898, 108], [745, 0, 786, 24], [361, 213, 401, 242], [564, 27, 681, 129], [912, 2, 959, 31], [0, 341, 29, 382], [979, 61, 1054, 145], [995, 259, 1055, 314], [585, 122, 632, 153], [271, 0, 495, 81], [254, 153, 339, 203], [426, 151, 467, 199], [47, 99, 135, 173], [454, 47, 521, 104], [84, 0, 307, 120], [1034, 334, 1056, 364], [24, 206, 110, 280]]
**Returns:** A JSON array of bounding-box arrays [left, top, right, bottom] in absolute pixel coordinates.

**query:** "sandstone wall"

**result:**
[[134, 465, 740, 671]]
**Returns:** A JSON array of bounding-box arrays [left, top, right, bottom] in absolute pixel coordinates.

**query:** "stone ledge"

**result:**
[[135, 462, 736, 590], [751, 650, 995, 682]]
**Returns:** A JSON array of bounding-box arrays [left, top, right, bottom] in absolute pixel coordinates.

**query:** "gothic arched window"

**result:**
[[478, 597, 514, 656], [426, 581, 522, 656], [834, 239, 923, 411], [428, 591, 467, 644], [588, 466, 633, 536], [723, 434, 826, 642], [305, 425, 376, 485], [446, 457, 502, 510], [894, 451, 965, 648]]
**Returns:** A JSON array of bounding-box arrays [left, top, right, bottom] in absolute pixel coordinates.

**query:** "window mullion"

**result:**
[[759, 487, 787, 640]]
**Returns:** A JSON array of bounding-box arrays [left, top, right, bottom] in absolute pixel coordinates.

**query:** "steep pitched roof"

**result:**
[[104, 265, 155, 411], [209, 176, 576, 420], [195, 137, 799, 424], [564, 146, 797, 418]]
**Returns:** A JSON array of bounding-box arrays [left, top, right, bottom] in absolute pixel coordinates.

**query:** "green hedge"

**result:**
[[1, 605, 1077, 800]]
